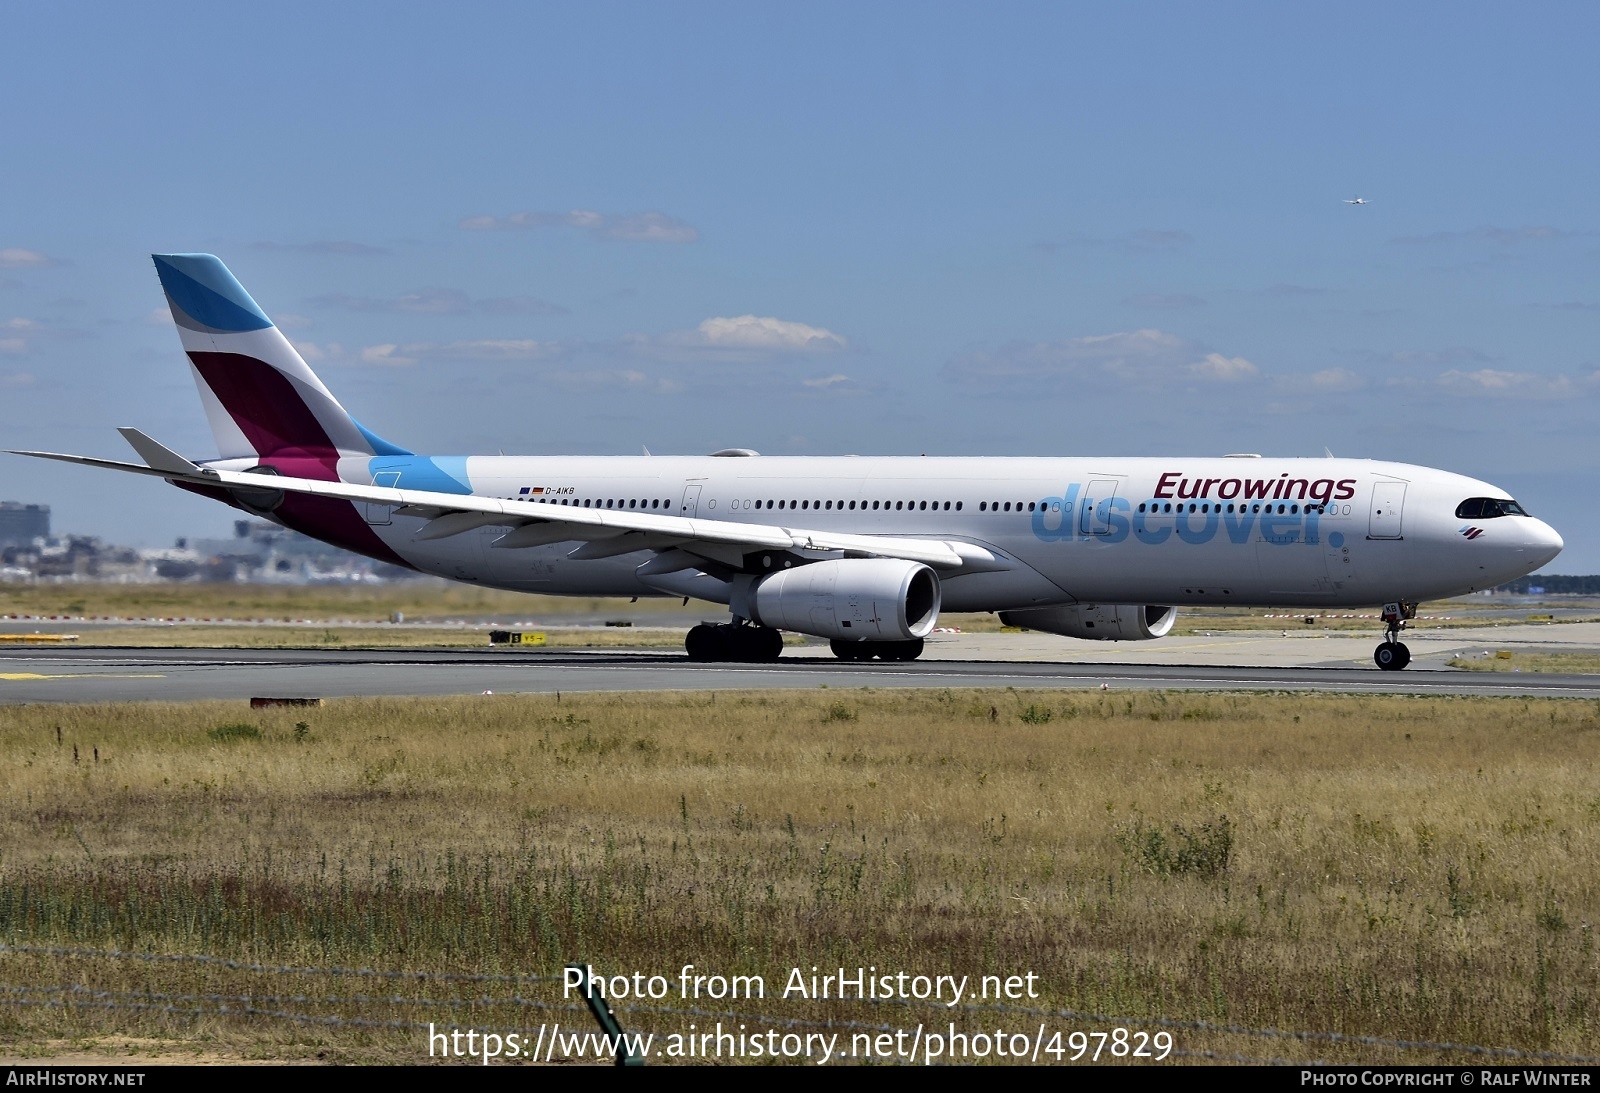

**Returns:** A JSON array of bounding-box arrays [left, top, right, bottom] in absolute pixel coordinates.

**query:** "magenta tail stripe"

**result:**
[[189, 351, 340, 478]]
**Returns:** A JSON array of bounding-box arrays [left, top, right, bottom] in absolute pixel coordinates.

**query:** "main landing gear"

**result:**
[[1373, 600, 1416, 671], [685, 623, 784, 662], [831, 637, 925, 662]]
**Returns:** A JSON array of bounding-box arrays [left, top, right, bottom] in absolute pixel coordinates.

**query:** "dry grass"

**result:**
[[11, 582, 1591, 633], [59, 626, 703, 650], [1, 689, 1597, 1064], [0, 581, 694, 623], [1448, 652, 1600, 674]]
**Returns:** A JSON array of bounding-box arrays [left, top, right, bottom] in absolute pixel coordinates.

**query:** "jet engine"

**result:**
[[747, 558, 940, 641], [998, 603, 1177, 641]]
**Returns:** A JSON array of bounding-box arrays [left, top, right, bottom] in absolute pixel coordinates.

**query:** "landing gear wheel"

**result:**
[[831, 639, 869, 661], [883, 637, 925, 661], [686, 624, 721, 662], [1374, 642, 1411, 671], [755, 626, 784, 662], [831, 637, 924, 662], [687, 623, 784, 662]]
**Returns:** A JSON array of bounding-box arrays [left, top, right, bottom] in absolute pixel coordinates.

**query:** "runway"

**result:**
[[3, 639, 1600, 703]]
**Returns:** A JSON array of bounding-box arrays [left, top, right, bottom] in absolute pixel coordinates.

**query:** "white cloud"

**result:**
[[460, 209, 699, 244], [803, 373, 854, 389], [1435, 368, 1600, 400], [1, 318, 40, 354], [1310, 367, 1365, 392], [689, 315, 846, 352], [360, 344, 414, 366], [313, 339, 566, 367], [944, 328, 1260, 391], [1365, 346, 1498, 369], [292, 340, 354, 364], [1189, 353, 1258, 381], [430, 339, 564, 361], [540, 368, 684, 395], [0, 248, 56, 269]]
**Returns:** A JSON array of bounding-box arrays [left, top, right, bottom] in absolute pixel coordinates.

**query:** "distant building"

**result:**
[[0, 502, 50, 547]]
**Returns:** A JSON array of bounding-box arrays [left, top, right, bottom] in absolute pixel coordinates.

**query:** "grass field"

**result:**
[[1448, 652, 1600, 674], [2, 689, 1597, 1065], [45, 625, 707, 650], [0, 580, 688, 623], [7, 581, 1594, 631]]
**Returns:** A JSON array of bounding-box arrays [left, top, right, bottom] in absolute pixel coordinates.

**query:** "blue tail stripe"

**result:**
[[153, 254, 272, 332], [367, 455, 472, 494], [354, 419, 414, 457]]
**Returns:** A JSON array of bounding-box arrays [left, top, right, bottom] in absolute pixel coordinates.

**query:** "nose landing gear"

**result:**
[[1373, 601, 1416, 671]]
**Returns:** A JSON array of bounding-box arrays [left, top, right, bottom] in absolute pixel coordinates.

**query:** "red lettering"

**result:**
[[1155, 472, 1181, 499], [1335, 479, 1356, 500], [1217, 478, 1241, 499], [1242, 479, 1272, 499]]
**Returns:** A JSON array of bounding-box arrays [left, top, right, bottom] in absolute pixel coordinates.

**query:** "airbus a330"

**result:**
[[9, 255, 1563, 669]]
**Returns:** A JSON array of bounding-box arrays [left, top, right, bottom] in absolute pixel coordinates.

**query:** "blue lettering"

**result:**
[[1032, 483, 1080, 543], [1076, 499, 1324, 550], [1175, 507, 1219, 545], [1134, 500, 1172, 545], [1221, 507, 1255, 545], [1101, 497, 1131, 544]]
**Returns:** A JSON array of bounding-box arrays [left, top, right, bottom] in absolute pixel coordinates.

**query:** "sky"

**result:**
[[2, 2, 1597, 571]]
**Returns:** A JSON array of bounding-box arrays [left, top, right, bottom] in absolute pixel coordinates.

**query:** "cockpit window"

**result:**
[[1456, 497, 1529, 519]]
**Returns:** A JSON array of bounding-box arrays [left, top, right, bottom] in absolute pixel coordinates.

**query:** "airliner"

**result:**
[[9, 255, 1564, 670]]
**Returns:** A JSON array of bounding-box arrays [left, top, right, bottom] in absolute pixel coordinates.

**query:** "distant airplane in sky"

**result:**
[[1344, 197, 1368, 205], [8, 255, 1565, 670]]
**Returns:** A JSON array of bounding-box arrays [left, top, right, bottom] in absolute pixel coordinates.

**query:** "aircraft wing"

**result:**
[[10, 431, 1009, 573]]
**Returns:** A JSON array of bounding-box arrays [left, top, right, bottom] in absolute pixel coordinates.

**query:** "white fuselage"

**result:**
[[320, 453, 1563, 612]]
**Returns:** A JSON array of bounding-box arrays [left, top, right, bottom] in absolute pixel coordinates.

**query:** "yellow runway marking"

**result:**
[[0, 672, 167, 681]]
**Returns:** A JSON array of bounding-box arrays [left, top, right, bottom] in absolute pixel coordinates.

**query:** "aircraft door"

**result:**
[[1368, 482, 1407, 540], [365, 471, 401, 525], [680, 483, 703, 518], [1080, 480, 1120, 535]]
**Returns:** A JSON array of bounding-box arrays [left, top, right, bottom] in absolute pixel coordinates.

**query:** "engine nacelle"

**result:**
[[998, 603, 1177, 641], [748, 558, 941, 641]]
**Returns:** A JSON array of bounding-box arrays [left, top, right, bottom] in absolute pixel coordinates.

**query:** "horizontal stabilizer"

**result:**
[[118, 428, 210, 476]]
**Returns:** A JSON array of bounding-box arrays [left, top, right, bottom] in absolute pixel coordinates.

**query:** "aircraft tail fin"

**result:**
[[152, 254, 410, 477]]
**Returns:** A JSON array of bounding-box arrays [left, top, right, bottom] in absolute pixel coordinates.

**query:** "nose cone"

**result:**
[[1524, 518, 1564, 570]]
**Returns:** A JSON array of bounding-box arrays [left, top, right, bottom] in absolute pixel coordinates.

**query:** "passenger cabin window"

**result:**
[[1456, 497, 1529, 519]]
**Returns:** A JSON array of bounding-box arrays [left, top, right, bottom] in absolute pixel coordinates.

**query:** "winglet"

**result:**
[[117, 428, 213, 477]]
